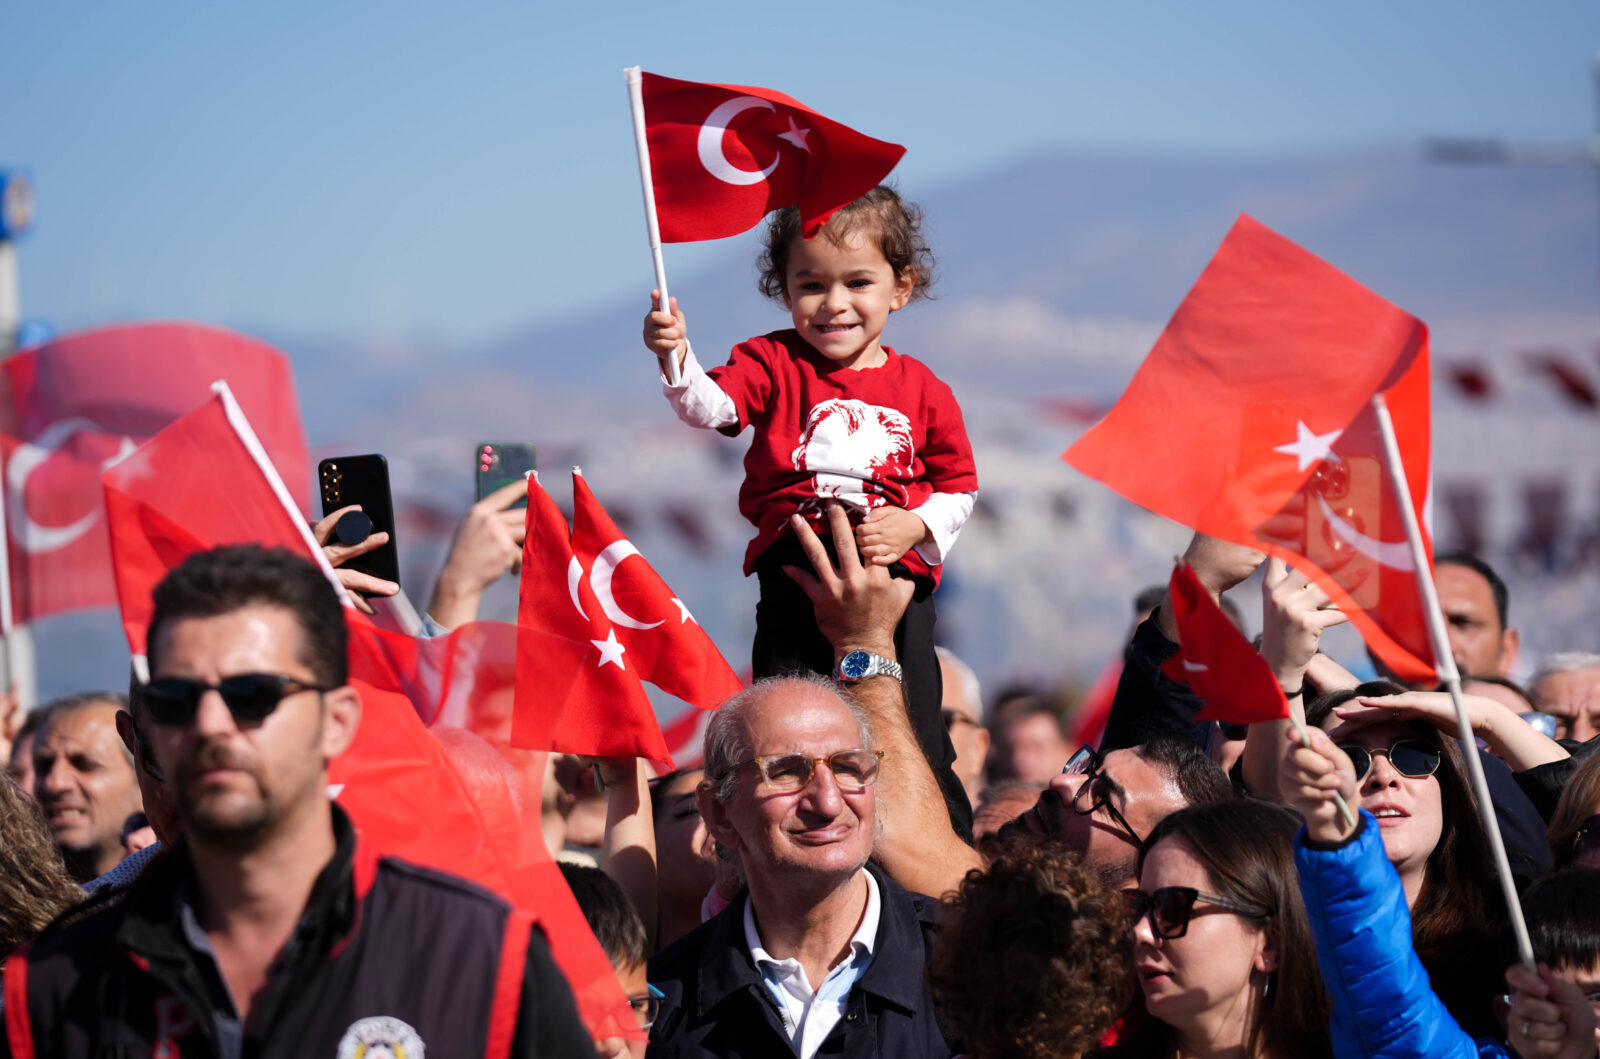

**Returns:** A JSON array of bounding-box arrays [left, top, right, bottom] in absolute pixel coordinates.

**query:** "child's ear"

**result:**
[[889, 269, 915, 311]]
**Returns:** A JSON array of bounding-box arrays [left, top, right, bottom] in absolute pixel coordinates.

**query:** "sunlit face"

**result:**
[[1324, 718, 1444, 887], [1434, 563, 1516, 678], [146, 605, 358, 846], [1133, 837, 1271, 1044], [783, 230, 913, 371], [33, 702, 143, 878], [1533, 668, 1600, 745], [702, 685, 875, 889], [1001, 747, 1185, 884], [940, 657, 989, 796]]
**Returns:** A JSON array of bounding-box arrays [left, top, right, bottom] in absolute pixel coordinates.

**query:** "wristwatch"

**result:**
[[832, 649, 903, 684]]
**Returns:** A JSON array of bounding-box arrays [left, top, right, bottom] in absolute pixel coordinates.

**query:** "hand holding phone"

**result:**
[[318, 454, 401, 587]]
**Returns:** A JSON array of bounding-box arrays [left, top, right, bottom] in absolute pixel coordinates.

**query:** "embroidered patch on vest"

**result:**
[[335, 1015, 425, 1058]]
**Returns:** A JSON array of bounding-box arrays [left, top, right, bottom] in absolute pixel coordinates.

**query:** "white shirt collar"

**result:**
[[743, 867, 881, 984]]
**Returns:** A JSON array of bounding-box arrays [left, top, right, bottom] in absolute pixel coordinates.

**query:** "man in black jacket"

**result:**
[[4, 545, 589, 1058]]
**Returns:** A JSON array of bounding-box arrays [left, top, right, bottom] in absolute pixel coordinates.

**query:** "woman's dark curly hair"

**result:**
[[928, 840, 1132, 1059], [0, 773, 81, 957], [756, 185, 935, 304]]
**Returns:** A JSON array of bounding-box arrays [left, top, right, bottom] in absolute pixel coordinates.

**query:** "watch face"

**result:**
[[840, 651, 870, 679]]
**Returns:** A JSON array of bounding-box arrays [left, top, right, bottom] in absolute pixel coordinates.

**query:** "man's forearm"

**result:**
[[839, 641, 981, 898]]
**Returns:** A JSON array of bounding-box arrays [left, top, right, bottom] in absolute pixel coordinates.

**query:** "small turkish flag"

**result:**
[[1064, 215, 1435, 683], [513, 472, 742, 762], [1160, 564, 1291, 726], [2, 322, 307, 625], [640, 70, 905, 242]]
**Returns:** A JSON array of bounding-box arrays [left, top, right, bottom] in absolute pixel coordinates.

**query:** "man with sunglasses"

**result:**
[[3, 545, 589, 1058]]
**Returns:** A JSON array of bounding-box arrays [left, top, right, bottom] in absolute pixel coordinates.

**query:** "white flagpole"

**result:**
[[211, 380, 354, 609], [625, 66, 671, 314], [1371, 392, 1534, 967]]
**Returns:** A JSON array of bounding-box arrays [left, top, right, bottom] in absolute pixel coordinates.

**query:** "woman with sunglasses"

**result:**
[[1301, 681, 1513, 1038], [1097, 800, 1332, 1059], [1281, 724, 1596, 1058]]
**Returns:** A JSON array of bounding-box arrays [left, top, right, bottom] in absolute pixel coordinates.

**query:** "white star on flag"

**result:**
[[1273, 421, 1343, 473], [777, 117, 811, 152], [592, 629, 627, 670], [670, 597, 695, 624]]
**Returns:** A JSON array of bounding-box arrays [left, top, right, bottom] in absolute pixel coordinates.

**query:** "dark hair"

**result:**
[[1546, 753, 1600, 872], [1307, 681, 1509, 1036], [929, 840, 1132, 1059], [1523, 869, 1600, 970], [1435, 551, 1509, 629], [147, 545, 347, 688], [1132, 801, 1332, 1059], [0, 773, 82, 957], [756, 185, 935, 304], [37, 692, 134, 767], [558, 863, 647, 970], [1138, 732, 1234, 810]]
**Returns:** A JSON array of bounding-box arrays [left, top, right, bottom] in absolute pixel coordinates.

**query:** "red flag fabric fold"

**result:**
[[1159, 564, 1291, 726], [1, 322, 306, 624], [640, 71, 905, 242], [1064, 215, 1435, 683]]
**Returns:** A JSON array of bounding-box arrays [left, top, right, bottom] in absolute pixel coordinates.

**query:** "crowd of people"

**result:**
[[1, 187, 1599, 1058]]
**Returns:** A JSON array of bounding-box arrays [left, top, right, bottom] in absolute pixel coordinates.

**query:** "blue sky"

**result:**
[[6, 2, 1597, 346]]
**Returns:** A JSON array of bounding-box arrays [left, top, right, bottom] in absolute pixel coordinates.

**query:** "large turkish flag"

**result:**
[[1065, 215, 1435, 683], [641, 71, 905, 242], [0, 322, 307, 625]]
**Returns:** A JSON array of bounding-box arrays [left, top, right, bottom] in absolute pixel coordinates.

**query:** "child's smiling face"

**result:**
[[782, 228, 913, 371]]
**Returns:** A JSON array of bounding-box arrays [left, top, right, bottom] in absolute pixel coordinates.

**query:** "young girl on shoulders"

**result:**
[[643, 186, 978, 833]]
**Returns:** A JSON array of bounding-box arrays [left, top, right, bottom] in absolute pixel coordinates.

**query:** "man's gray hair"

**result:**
[[935, 646, 982, 724], [1531, 652, 1600, 691], [701, 673, 873, 804]]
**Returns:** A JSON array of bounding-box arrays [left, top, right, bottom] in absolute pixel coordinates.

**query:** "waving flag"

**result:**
[[514, 471, 741, 762], [1160, 563, 1291, 725], [1064, 215, 1435, 683], [0, 322, 306, 625], [638, 70, 904, 242]]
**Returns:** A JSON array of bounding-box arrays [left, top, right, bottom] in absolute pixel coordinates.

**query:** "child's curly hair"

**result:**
[[927, 840, 1132, 1059], [756, 185, 935, 304]]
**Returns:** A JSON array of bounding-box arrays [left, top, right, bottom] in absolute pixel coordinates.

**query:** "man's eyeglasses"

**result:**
[[1061, 744, 1143, 846], [1123, 886, 1259, 940], [1337, 739, 1441, 783], [138, 673, 332, 726], [733, 749, 884, 793], [630, 984, 664, 1030]]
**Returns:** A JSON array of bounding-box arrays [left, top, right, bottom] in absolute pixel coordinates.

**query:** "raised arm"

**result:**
[[785, 503, 982, 898]]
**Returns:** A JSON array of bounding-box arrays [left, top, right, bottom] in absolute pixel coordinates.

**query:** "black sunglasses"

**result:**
[[1123, 886, 1258, 940], [1337, 739, 1441, 782], [138, 674, 331, 726]]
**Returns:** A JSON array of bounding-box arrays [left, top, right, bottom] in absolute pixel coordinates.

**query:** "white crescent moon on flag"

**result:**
[[1315, 494, 1415, 571], [589, 541, 664, 631], [566, 556, 589, 620], [698, 96, 780, 186], [6, 417, 130, 554]]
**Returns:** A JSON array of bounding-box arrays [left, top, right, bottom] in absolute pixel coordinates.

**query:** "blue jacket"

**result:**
[[1294, 810, 1507, 1059]]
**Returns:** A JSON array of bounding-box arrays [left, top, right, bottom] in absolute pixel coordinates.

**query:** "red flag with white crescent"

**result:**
[[2, 322, 307, 625], [1064, 215, 1435, 683], [640, 71, 905, 242]]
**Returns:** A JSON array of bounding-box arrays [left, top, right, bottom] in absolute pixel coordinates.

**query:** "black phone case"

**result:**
[[317, 454, 401, 586]]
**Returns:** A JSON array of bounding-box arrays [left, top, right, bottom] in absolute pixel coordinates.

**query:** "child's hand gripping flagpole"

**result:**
[[624, 66, 671, 316], [1371, 392, 1535, 968]]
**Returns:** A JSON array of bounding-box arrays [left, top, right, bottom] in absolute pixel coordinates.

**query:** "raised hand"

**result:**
[[313, 504, 398, 615], [643, 291, 688, 369]]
